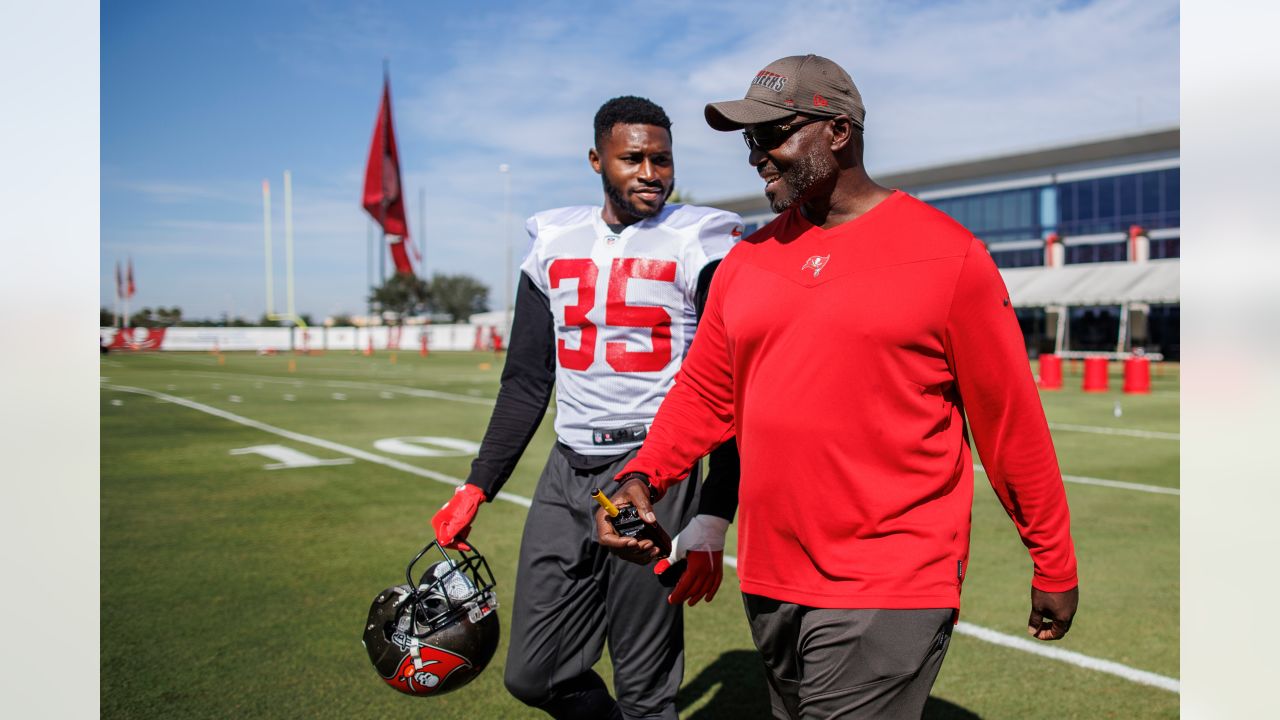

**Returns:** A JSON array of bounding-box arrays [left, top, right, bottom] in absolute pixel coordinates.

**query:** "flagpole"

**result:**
[[367, 221, 373, 324], [419, 187, 426, 280], [125, 257, 132, 329], [114, 261, 122, 329], [380, 59, 389, 289]]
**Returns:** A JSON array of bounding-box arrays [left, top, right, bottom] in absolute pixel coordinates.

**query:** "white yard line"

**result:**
[[953, 622, 1179, 693], [104, 383, 1177, 694], [104, 384, 525, 507], [1047, 422, 1179, 441], [154, 369, 497, 406], [973, 465, 1179, 496]]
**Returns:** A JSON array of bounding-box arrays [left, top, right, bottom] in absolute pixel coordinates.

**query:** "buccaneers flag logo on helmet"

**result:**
[[362, 540, 499, 697]]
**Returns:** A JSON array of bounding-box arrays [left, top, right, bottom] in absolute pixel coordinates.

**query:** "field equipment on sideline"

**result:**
[[362, 540, 499, 697]]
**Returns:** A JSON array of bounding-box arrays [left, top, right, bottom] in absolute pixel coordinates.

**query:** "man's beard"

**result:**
[[767, 149, 835, 214], [602, 172, 671, 222]]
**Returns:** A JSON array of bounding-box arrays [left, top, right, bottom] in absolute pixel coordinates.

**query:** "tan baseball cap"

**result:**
[[705, 54, 866, 131]]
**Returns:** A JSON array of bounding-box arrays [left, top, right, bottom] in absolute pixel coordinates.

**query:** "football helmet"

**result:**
[[362, 539, 499, 697]]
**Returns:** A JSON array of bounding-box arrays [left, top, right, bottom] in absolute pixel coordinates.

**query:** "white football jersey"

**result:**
[[520, 203, 744, 455]]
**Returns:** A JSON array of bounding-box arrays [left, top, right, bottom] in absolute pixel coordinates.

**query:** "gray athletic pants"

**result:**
[[744, 595, 953, 719], [503, 446, 698, 720]]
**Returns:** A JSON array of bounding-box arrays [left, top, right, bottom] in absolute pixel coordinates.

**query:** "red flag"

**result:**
[[362, 75, 414, 275], [389, 239, 413, 276], [127, 258, 137, 298], [115, 261, 123, 300]]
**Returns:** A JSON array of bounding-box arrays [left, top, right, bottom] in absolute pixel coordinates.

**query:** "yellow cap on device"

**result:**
[[591, 488, 620, 517]]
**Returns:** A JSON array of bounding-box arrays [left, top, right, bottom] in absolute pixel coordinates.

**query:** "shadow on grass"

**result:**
[[924, 696, 982, 719], [677, 650, 980, 719], [676, 650, 771, 718]]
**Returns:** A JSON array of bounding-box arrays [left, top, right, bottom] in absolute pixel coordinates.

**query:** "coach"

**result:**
[[597, 55, 1079, 719]]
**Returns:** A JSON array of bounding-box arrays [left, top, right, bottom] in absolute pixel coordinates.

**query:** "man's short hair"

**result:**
[[594, 96, 672, 147]]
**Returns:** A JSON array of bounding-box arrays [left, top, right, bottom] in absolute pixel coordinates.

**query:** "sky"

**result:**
[[101, 0, 1179, 321]]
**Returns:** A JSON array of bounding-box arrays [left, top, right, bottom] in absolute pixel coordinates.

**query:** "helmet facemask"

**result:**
[[364, 540, 500, 697]]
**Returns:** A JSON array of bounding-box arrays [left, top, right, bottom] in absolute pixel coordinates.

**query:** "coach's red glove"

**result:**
[[654, 514, 729, 606], [432, 484, 486, 550]]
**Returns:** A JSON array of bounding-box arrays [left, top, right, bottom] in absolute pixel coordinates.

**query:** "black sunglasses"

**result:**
[[742, 116, 828, 151]]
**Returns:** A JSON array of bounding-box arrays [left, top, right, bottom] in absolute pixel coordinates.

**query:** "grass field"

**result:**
[[100, 350, 1179, 718]]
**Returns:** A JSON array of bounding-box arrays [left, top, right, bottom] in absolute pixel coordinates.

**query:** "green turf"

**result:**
[[101, 351, 1179, 718]]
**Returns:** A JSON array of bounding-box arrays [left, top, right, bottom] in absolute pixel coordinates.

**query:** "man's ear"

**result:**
[[588, 147, 602, 175], [828, 116, 854, 154]]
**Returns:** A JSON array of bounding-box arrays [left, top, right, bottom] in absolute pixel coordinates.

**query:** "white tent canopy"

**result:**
[[999, 259, 1179, 307]]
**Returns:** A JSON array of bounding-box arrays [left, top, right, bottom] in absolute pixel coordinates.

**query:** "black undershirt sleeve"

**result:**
[[692, 260, 741, 521], [465, 271, 556, 500]]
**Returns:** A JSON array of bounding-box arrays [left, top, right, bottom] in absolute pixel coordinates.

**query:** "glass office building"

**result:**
[[710, 128, 1180, 359]]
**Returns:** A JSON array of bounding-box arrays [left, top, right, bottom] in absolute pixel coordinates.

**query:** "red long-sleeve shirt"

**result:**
[[621, 191, 1077, 609]]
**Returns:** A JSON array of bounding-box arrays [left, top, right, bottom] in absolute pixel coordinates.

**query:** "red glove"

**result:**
[[654, 515, 729, 606], [432, 484, 486, 550]]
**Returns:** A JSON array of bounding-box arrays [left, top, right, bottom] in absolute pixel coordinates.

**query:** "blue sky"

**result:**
[[101, 0, 1179, 321]]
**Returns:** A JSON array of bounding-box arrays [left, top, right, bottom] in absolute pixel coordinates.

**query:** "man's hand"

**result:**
[[595, 473, 664, 564], [1028, 585, 1079, 640], [431, 484, 486, 550], [655, 514, 729, 606]]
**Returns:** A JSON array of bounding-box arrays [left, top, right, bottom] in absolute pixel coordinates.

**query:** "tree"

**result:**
[[100, 307, 114, 327], [126, 306, 183, 327], [155, 307, 183, 326], [428, 273, 489, 323], [369, 272, 431, 325]]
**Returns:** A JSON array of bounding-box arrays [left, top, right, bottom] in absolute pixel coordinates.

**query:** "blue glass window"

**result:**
[[1150, 236, 1180, 259], [929, 187, 1041, 246], [1057, 167, 1179, 236], [1066, 241, 1126, 264], [989, 247, 1043, 268], [1097, 176, 1116, 223]]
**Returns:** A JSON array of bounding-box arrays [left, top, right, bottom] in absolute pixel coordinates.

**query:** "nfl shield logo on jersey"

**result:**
[[801, 254, 830, 278]]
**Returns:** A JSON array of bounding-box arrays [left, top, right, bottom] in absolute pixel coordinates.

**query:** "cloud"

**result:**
[[107, 179, 254, 205], [102, 0, 1178, 319]]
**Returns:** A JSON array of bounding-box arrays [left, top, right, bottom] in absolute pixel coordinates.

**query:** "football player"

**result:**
[[432, 96, 742, 720]]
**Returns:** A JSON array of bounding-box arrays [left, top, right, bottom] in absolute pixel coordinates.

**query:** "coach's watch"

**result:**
[[616, 472, 662, 503]]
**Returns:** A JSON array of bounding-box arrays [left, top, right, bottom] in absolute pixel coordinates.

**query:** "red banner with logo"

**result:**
[[107, 327, 167, 351]]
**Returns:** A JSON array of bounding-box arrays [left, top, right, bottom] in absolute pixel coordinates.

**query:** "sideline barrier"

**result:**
[[1038, 354, 1062, 390], [1082, 357, 1109, 392], [100, 324, 511, 353]]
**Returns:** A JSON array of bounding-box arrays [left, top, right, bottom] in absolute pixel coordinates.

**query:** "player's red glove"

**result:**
[[654, 514, 729, 606], [431, 484, 486, 550]]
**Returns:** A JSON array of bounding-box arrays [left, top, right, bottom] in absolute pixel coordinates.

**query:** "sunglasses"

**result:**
[[742, 116, 828, 152]]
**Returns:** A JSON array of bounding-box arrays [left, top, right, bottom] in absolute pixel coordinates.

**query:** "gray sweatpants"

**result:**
[[503, 446, 698, 720], [744, 595, 954, 719]]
